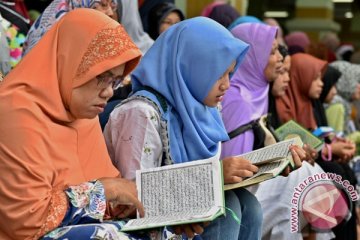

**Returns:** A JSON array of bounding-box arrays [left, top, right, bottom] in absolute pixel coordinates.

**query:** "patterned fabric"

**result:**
[[76, 26, 138, 78], [1, 16, 25, 67], [42, 180, 152, 240], [329, 61, 360, 101], [0, 13, 11, 74], [23, 0, 117, 55]]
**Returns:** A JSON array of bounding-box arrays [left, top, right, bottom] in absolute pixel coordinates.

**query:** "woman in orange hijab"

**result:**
[[0, 8, 145, 240]]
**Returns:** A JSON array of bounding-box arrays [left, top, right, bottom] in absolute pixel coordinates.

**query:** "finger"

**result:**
[[224, 176, 243, 184], [291, 149, 302, 168], [183, 225, 195, 238], [124, 194, 145, 217], [191, 223, 204, 234], [173, 226, 182, 235], [282, 166, 290, 176], [118, 205, 136, 218], [234, 169, 255, 178]]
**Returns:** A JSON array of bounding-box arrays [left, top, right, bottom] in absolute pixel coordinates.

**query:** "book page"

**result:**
[[238, 138, 296, 165], [122, 158, 224, 231]]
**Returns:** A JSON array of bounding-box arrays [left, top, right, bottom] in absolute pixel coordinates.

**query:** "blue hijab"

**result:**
[[228, 16, 262, 31], [132, 17, 249, 164]]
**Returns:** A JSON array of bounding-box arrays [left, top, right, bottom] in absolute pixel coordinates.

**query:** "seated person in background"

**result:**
[[0, 9, 148, 240], [23, 0, 117, 55], [276, 53, 357, 240], [201, 2, 240, 29], [147, 2, 185, 40], [116, 0, 154, 54]]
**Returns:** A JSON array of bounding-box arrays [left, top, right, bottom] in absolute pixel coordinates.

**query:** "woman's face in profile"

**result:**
[[308, 73, 324, 99], [93, 0, 116, 19], [159, 11, 182, 35], [271, 55, 291, 97], [264, 39, 283, 82], [69, 64, 125, 119]]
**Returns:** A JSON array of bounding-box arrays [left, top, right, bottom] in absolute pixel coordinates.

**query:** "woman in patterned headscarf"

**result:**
[[23, 0, 117, 55], [0, 9, 145, 239], [329, 61, 360, 134]]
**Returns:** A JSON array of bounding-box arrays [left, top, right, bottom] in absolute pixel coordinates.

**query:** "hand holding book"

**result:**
[[224, 137, 304, 190], [222, 156, 259, 184]]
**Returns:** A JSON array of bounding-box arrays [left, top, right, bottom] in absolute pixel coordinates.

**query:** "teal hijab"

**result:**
[[132, 17, 249, 164]]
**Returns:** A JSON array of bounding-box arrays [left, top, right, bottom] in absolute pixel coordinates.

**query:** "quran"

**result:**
[[224, 137, 303, 190], [275, 120, 324, 151], [122, 157, 225, 231]]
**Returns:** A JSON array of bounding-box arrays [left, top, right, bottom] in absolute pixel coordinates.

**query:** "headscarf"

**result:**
[[138, 0, 174, 32], [335, 44, 354, 61], [118, 0, 154, 54], [313, 65, 341, 126], [228, 15, 262, 31], [264, 17, 285, 45], [268, 44, 289, 129], [276, 53, 327, 130], [285, 31, 310, 51], [148, 2, 185, 39], [23, 0, 117, 55], [221, 23, 277, 157], [201, 2, 224, 17], [330, 61, 360, 101], [132, 17, 249, 164], [0, 9, 141, 239], [205, 3, 240, 28]]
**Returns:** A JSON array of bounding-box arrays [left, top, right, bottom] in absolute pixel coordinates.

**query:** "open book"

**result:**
[[122, 157, 225, 232], [224, 137, 303, 190], [275, 120, 324, 151]]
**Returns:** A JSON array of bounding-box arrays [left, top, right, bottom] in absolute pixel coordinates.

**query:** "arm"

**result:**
[[104, 100, 163, 180]]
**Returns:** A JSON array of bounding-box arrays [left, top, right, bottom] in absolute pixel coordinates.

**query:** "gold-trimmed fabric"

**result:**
[[76, 25, 138, 78]]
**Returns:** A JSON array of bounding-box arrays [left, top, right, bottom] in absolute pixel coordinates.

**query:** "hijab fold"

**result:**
[[0, 9, 141, 239], [132, 17, 249, 164]]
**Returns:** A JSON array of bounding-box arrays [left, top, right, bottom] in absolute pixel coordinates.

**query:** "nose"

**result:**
[[100, 84, 114, 100], [105, 5, 114, 17], [221, 76, 230, 91]]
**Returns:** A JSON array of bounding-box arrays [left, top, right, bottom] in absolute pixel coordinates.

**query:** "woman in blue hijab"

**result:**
[[104, 17, 263, 239]]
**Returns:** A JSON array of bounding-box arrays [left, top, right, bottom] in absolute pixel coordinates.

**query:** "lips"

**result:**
[[94, 103, 106, 113], [216, 95, 224, 102]]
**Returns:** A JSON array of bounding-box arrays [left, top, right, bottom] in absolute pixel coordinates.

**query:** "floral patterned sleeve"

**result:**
[[59, 180, 106, 226]]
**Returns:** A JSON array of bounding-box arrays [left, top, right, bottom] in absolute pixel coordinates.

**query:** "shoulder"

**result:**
[[109, 98, 160, 121]]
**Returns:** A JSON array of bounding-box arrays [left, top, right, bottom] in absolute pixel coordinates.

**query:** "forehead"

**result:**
[[165, 11, 181, 20]]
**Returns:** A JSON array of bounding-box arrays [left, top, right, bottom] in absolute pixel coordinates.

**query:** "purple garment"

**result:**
[[221, 23, 277, 158]]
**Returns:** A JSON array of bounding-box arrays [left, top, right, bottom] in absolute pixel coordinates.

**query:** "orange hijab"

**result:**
[[276, 53, 327, 130], [0, 9, 141, 239]]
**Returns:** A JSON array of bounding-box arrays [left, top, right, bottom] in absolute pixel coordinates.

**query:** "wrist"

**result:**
[[321, 144, 332, 161]]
